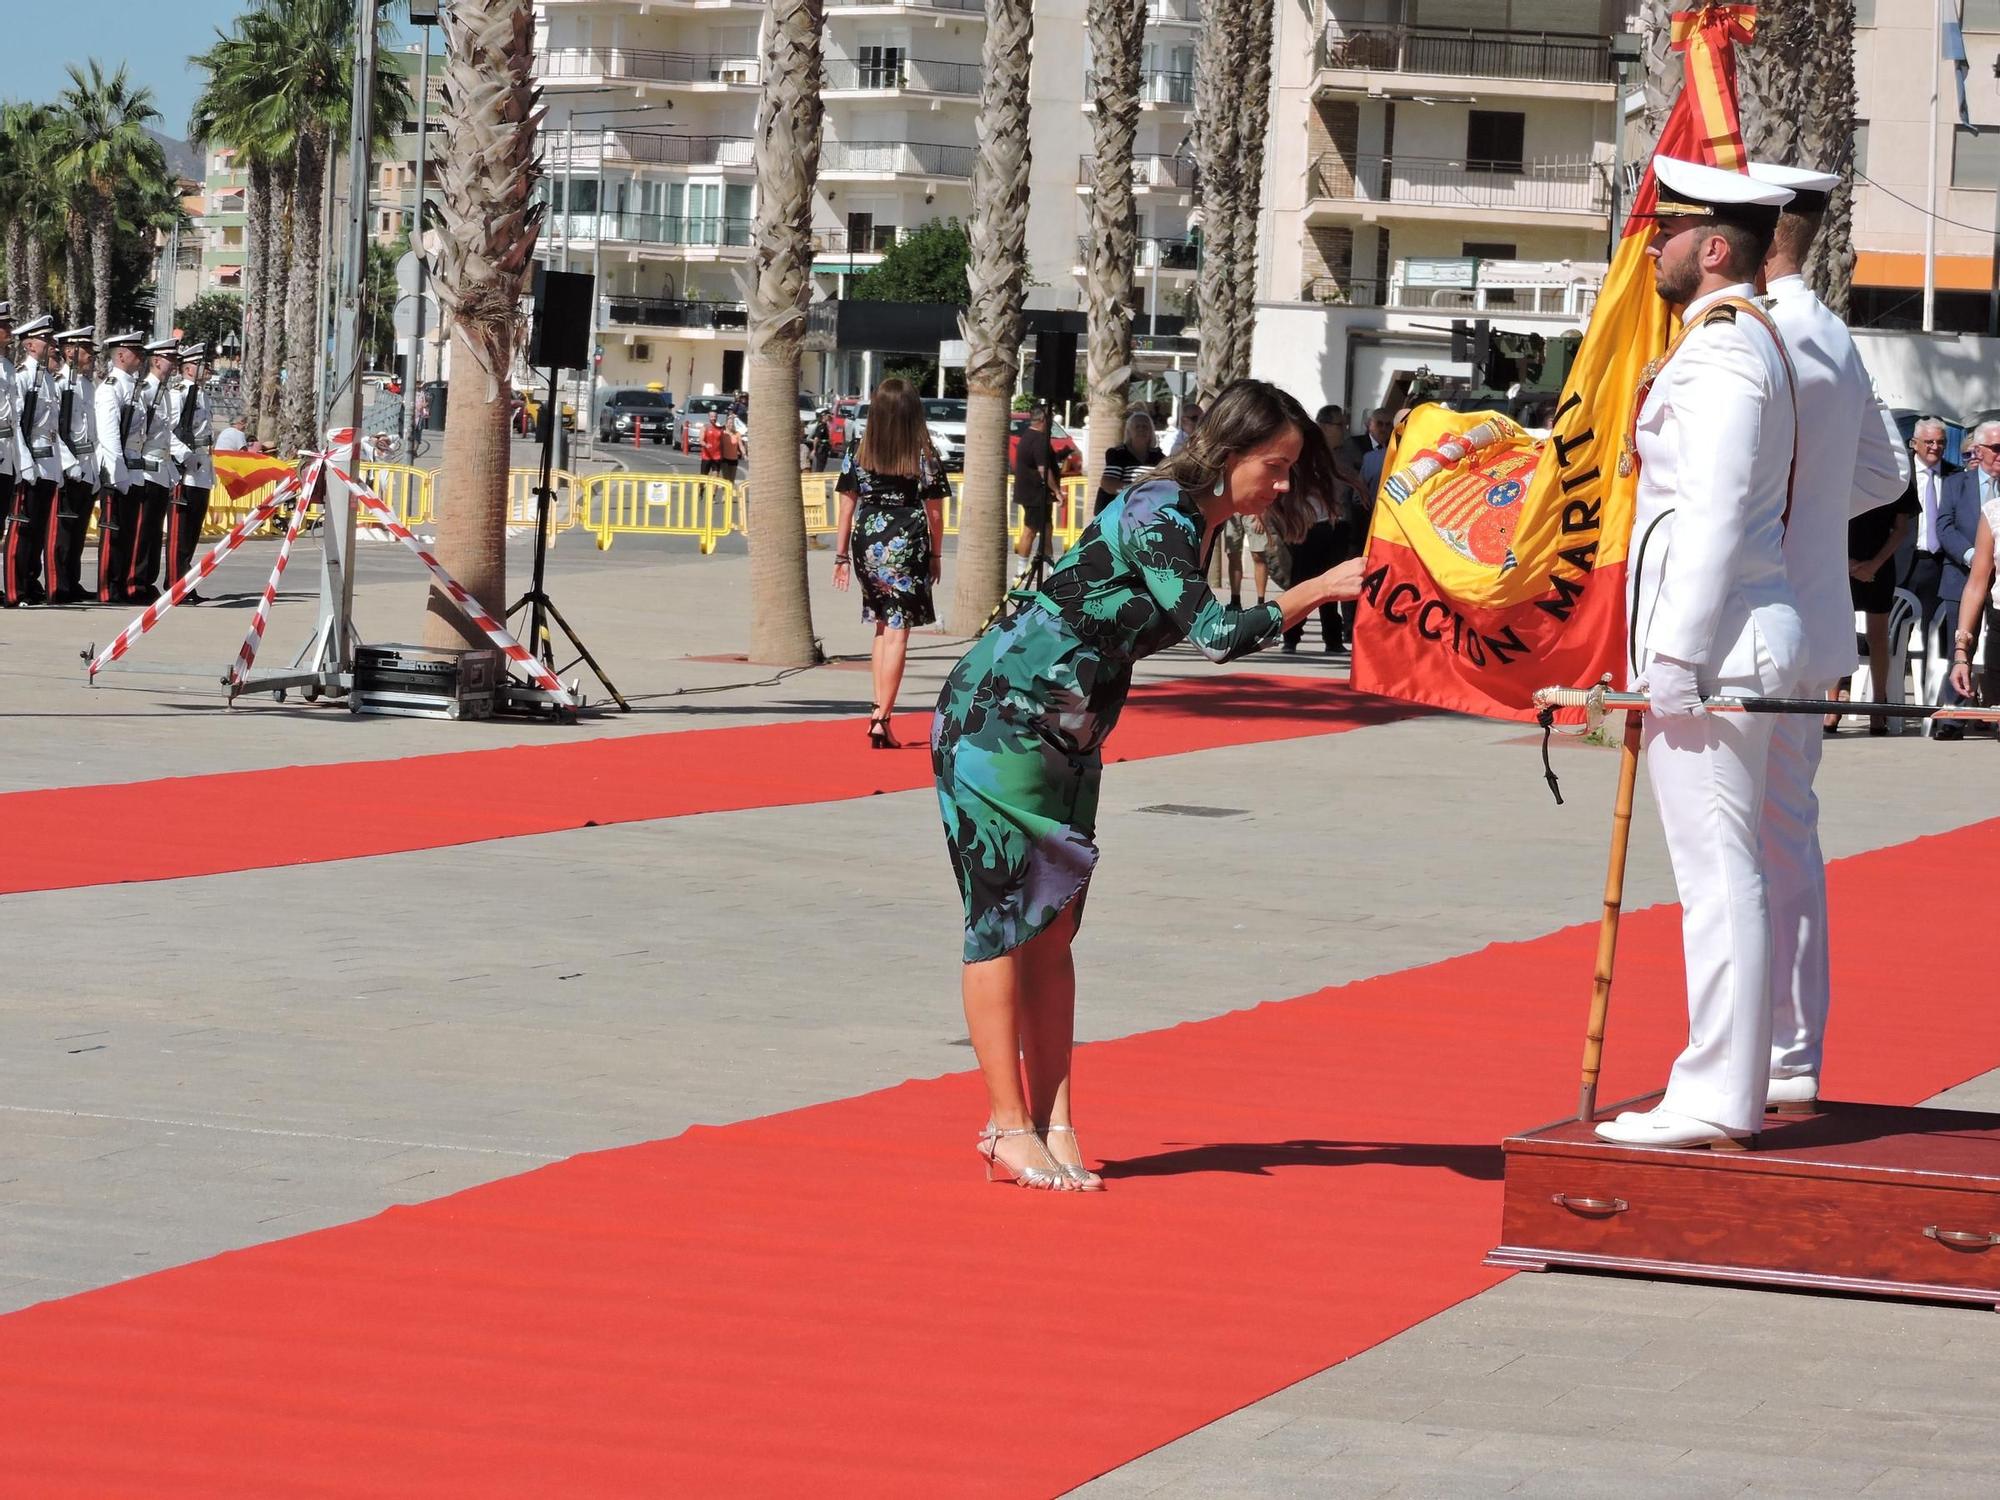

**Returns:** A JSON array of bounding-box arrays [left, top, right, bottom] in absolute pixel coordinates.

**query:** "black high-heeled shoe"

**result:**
[[867, 709, 898, 749]]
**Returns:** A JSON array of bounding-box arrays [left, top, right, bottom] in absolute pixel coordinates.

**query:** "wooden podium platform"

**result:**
[[1489, 1095, 2000, 1309]]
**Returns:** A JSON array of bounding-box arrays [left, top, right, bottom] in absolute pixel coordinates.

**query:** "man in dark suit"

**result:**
[[1343, 406, 1391, 474], [1898, 417, 1961, 626], [1931, 422, 1997, 736]]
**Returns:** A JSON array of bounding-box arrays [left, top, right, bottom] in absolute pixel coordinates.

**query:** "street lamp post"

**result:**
[[407, 4, 438, 445]]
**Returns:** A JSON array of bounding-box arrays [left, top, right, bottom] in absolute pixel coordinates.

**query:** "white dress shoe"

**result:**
[[1765, 1075, 1819, 1113], [1594, 1108, 1751, 1150]]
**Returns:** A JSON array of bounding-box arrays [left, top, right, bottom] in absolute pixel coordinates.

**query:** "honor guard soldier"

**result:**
[[94, 330, 147, 603], [6, 315, 62, 605], [127, 335, 182, 603], [50, 326, 99, 603], [0, 306, 20, 575], [166, 343, 215, 601], [1597, 157, 1806, 1151], [1746, 162, 1913, 1114]]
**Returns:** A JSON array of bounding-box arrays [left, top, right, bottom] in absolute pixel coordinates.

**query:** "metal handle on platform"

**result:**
[[1924, 1225, 2000, 1249], [1552, 1194, 1628, 1217]]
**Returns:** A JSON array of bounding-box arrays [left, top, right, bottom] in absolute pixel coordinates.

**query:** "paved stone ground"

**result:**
[[2, 540, 1998, 1495]]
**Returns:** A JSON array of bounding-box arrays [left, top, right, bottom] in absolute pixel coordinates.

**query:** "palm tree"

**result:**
[[744, 0, 825, 666], [1191, 6, 1243, 396], [1741, 0, 1858, 315], [0, 104, 61, 316], [423, 0, 539, 650], [1226, 0, 1276, 375], [950, 0, 1036, 634], [1083, 0, 1148, 498], [54, 61, 163, 342]]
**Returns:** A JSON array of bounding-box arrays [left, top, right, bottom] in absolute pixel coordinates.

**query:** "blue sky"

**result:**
[[11, 2, 412, 141]]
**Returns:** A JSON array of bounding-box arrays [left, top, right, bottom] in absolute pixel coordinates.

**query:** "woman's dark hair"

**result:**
[[1150, 378, 1333, 545], [856, 377, 930, 476]]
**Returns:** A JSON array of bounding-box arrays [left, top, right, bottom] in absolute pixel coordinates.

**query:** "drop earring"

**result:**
[[1212, 474, 1226, 496]]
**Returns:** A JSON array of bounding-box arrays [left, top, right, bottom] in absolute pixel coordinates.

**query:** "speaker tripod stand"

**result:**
[[505, 362, 630, 714]]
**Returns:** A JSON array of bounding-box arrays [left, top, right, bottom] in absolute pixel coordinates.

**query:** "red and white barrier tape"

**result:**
[[227, 454, 327, 690], [86, 474, 301, 681], [328, 461, 575, 705]]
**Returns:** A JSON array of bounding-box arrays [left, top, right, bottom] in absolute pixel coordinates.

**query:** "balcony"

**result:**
[[545, 131, 755, 173], [1073, 234, 1202, 275], [822, 57, 982, 100], [1083, 67, 1195, 110], [1302, 257, 1605, 319], [819, 139, 976, 181], [602, 295, 749, 332], [812, 225, 904, 260], [827, 0, 985, 14], [1313, 24, 1615, 99], [1305, 151, 1610, 227], [537, 47, 761, 89], [551, 210, 754, 254], [1146, 0, 1202, 26], [1076, 154, 1194, 196]]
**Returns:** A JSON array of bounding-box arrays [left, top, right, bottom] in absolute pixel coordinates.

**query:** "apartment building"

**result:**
[[198, 147, 251, 297], [532, 0, 1201, 401], [1254, 0, 1631, 410]]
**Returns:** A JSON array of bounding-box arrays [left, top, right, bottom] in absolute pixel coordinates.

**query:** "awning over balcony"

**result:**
[[1853, 250, 1993, 291]]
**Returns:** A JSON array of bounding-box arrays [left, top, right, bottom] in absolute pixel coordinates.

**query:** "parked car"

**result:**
[[922, 397, 968, 468], [1008, 413, 1084, 477], [598, 387, 676, 444], [520, 390, 576, 432], [680, 394, 739, 453]]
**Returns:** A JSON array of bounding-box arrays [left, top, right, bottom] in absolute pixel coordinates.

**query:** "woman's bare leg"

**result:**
[[1018, 904, 1100, 1187], [878, 624, 910, 719], [962, 944, 1072, 1186], [868, 622, 887, 718]]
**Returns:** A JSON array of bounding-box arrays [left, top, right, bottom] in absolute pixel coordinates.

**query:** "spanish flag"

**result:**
[[1351, 6, 1758, 722], [212, 450, 296, 506]]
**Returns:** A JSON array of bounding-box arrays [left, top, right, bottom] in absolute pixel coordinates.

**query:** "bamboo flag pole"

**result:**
[[1579, 711, 1644, 1124]]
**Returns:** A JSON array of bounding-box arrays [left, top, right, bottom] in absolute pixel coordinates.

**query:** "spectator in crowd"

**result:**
[[214, 420, 248, 453], [1834, 459, 1917, 735], [1946, 455, 1999, 708], [1899, 417, 1960, 624], [1938, 421, 2000, 732], [1163, 400, 1202, 457], [1928, 419, 1987, 736], [1011, 402, 1063, 580], [1357, 406, 1408, 512], [1283, 403, 1359, 654], [715, 407, 746, 484], [1094, 409, 1165, 515], [1346, 406, 1391, 472]]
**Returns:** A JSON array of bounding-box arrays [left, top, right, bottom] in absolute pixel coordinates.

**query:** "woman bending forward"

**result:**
[[930, 379, 1367, 1190]]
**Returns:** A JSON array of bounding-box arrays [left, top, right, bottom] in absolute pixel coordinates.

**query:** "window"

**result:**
[[632, 342, 652, 361], [1461, 241, 1516, 259], [1854, 120, 1869, 175], [1950, 124, 2000, 190], [1465, 111, 1525, 175], [1966, 0, 2000, 33], [1854, 0, 1875, 23], [858, 45, 904, 89]]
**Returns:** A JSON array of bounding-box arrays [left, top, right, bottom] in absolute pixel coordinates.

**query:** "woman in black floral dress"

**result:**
[[834, 379, 949, 747]]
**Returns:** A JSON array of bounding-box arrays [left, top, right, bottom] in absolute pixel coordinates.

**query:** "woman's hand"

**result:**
[[1951, 659, 1974, 698], [928, 547, 942, 585], [1848, 559, 1876, 582], [1318, 556, 1368, 603], [833, 555, 852, 592]]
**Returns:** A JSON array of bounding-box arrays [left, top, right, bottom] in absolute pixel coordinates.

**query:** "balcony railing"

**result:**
[[1084, 67, 1195, 106], [538, 48, 761, 86], [827, 0, 984, 12], [822, 57, 982, 96], [819, 140, 977, 178], [1075, 235, 1202, 271], [1314, 24, 1614, 86], [602, 295, 748, 330], [551, 211, 754, 249], [1302, 259, 1605, 316], [545, 131, 755, 172], [1146, 0, 1203, 25], [1076, 154, 1192, 192], [1308, 152, 1610, 217], [812, 226, 903, 255]]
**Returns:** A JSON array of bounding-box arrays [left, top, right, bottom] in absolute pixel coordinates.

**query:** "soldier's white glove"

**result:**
[[1636, 655, 1705, 717]]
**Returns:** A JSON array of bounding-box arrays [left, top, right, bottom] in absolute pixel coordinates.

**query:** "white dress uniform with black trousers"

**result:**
[[1745, 163, 1914, 1112], [0, 304, 20, 583], [5, 316, 61, 605], [167, 346, 215, 594], [51, 327, 99, 603], [1599, 158, 1805, 1149], [128, 338, 182, 602], [94, 332, 147, 603]]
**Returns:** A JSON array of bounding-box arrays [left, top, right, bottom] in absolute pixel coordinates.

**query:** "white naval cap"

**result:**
[[1746, 161, 1839, 212], [13, 314, 54, 340], [1651, 155, 1794, 227], [144, 335, 181, 359], [54, 324, 95, 346], [101, 329, 146, 351]]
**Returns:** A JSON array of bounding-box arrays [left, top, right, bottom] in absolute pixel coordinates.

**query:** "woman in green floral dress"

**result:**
[[834, 379, 948, 746], [931, 380, 1369, 1189]]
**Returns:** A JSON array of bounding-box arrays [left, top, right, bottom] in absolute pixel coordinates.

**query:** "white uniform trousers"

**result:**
[[1645, 642, 1790, 1134], [1761, 694, 1831, 1080]]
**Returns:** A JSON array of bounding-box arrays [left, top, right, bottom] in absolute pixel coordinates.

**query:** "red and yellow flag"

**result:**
[[1351, 6, 1757, 722], [212, 450, 296, 504]]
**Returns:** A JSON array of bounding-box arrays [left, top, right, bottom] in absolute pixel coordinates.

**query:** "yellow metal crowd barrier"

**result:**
[[504, 467, 583, 539], [581, 472, 733, 553], [357, 463, 435, 530]]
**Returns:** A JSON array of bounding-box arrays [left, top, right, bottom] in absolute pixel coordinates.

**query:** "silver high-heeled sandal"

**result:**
[[977, 1125, 1071, 1189], [1041, 1125, 1104, 1191]]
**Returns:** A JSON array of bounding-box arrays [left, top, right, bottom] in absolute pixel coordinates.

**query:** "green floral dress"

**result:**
[[931, 478, 1284, 962], [839, 455, 948, 629]]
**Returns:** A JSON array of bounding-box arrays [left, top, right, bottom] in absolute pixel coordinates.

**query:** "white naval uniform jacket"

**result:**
[[136, 373, 179, 489], [56, 369, 97, 488], [95, 368, 142, 492], [1626, 282, 1804, 688], [14, 354, 61, 484], [1762, 275, 1911, 686], [0, 353, 18, 483], [168, 383, 215, 489]]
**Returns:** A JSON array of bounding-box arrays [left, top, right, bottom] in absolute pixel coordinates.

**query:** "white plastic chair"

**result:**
[[1846, 587, 1916, 732]]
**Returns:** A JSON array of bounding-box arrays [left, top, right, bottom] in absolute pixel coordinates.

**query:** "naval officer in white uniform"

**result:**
[[1598, 157, 1805, 1150], [1747, 161, 1912, 1114]]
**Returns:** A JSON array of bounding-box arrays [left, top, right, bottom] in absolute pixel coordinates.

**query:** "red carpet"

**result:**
[[0, 675, 1415, 896], [3, 818, 1995, 1495]]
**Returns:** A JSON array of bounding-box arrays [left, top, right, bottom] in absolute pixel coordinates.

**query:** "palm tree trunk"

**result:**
[[1192, 4, 1244, 396], [238, 158, 270, 422], [63, 208, 89, 327], [1227, 0, 1275, 379], [280, 128, 330, 454], [745, 0, 824, 666], [1740, 0, 1858, 315], [89, 190, 114, 332], [1084, 0, 1147, 497], [1637, 0, 1676, 159], [23, 235, 47, 323], [950, 0, 1035, 635], [259, 160, 294, 444], [5, 222, 28, 315], [424, 0, 540, 649]]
